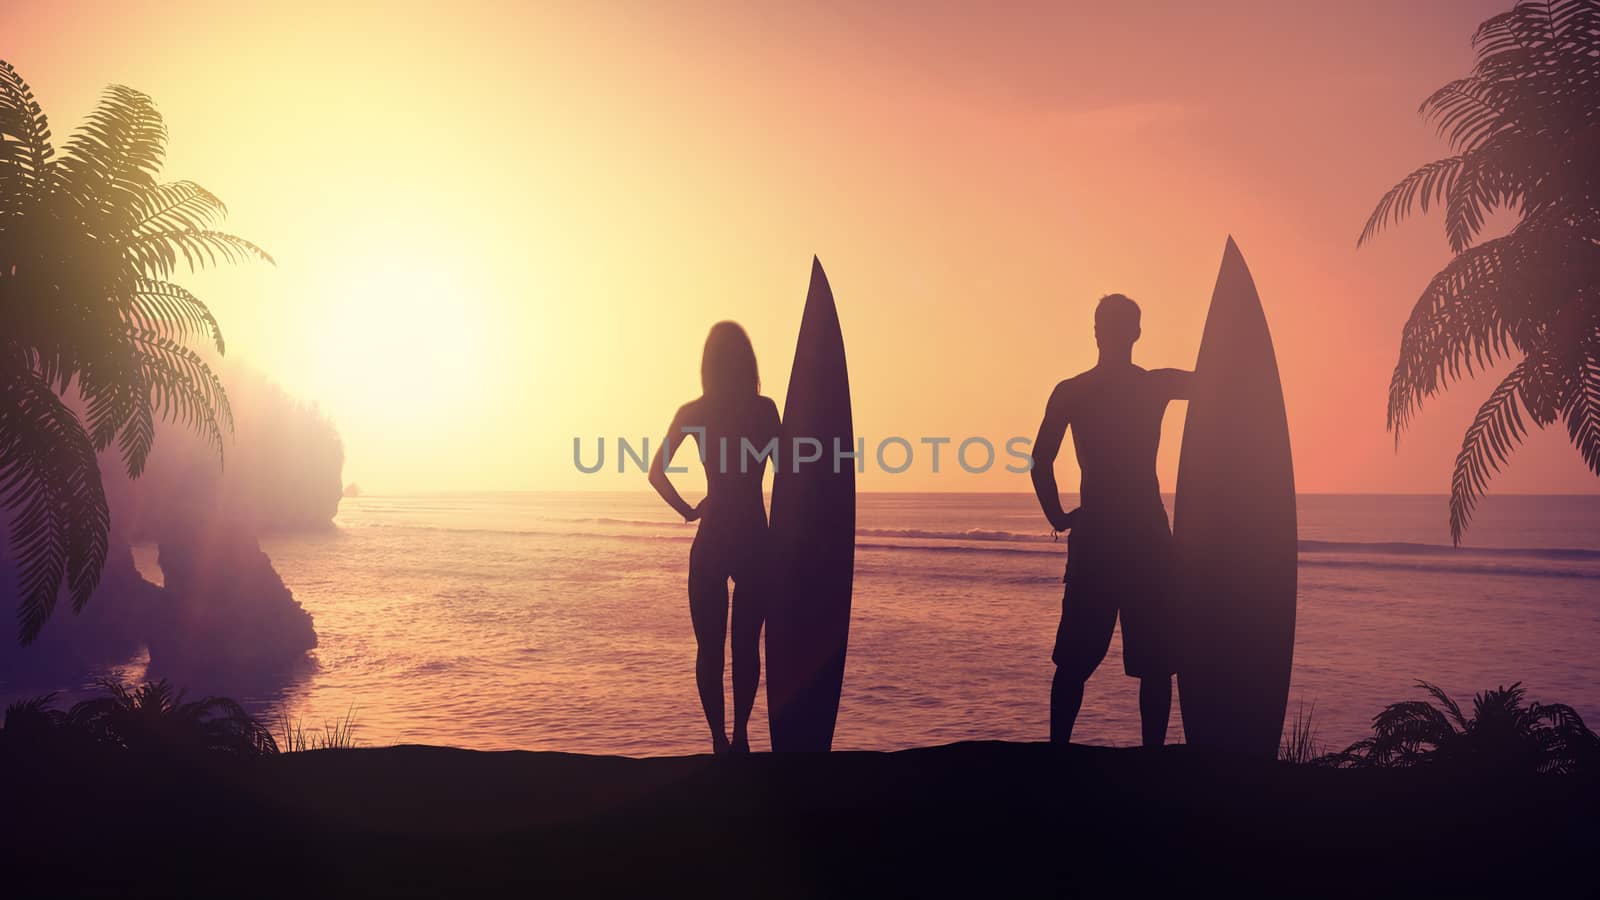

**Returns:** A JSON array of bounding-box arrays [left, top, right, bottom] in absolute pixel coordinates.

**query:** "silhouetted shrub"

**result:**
[[1, 679, 278, 758], [1324, 682, 1599, 775]]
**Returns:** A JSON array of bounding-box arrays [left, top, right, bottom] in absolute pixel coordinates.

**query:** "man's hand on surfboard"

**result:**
[[1049, 507, 1080, 535]]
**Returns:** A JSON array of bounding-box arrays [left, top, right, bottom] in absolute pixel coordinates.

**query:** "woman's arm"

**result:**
[[649, 405, 701, 522]]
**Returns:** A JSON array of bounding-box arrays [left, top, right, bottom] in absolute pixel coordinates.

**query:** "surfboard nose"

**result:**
[[1223, 235, 1244, 266]]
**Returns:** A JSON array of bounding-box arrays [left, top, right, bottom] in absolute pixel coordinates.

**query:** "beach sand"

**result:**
[[7, 741, 1596, 896]]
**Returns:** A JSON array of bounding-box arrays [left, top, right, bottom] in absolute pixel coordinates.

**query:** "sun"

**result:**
[[313, 260, 485, 438]]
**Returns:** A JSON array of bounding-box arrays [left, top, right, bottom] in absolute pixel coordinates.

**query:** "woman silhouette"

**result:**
[[649, 322, 781, 754]]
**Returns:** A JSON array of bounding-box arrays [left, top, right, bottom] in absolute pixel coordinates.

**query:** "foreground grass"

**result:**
[[277, 706, 361, 752]]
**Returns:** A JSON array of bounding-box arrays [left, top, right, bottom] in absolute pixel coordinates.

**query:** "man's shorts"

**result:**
[[1052, 513, 1176, 680]]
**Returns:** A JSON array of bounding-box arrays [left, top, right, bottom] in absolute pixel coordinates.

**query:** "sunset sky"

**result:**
[[5, 0, 1596, 495]]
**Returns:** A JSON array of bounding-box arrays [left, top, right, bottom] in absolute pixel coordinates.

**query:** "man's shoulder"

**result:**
[[1040, 373, 1087, 418], [1060, 370, 1098, 389], [1051, 370, 1094, 397]]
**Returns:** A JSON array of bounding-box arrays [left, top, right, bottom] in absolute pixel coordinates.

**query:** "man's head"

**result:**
[[1094, 293, 1141, 351]]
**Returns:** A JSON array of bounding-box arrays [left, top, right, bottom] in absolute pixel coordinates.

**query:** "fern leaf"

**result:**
[[0, 368, 110, 644], [54, 85, 166, 230], [122, 229, 274, 279], [1450, 359, 1532, 545], [1562, 342, 1600, 473], [0, 59, 55, 210], [126, 180, 229, 235], [130, 279, 226, 353], [1358, 156, 1462, 246]]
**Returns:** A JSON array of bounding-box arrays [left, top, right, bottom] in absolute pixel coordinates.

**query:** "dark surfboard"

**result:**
[[1174, 237, 1297, 759], [767, 256, 855, 752]]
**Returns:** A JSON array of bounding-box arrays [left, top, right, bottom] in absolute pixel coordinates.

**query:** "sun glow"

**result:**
[[312, 258, 485, 440], [8, 0, 1597, 494]]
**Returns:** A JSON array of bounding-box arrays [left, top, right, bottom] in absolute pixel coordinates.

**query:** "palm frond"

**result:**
[[125, 180, 229, 236], [1356, 153, 1459, 245], [53, 85, 165, 229], [1417, 680, 1470, 730], [1422, 79, 1510, 154], [1386, 230, 1598, 436], [129, 330, 233, 452], [80, 345, 146, 452], [0, 59, 54, 212], [128, 279, 226, 353], [1388, 238, 1525, 434], [1358, 156, 1463, 247], [1562, 342, 1600, 473], [116, 386, 156, 479], [1443, 150, 1507, 253], [1470, 682, 1527, 720], [122, 228, 273, 279], [1450, 360, 1531, 545], [79, 361, 158, 478], [1475, 1, 1596, 57], [0, 367, 110, 644]]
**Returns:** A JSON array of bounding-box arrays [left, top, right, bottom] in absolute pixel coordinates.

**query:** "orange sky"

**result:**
[[5, 0, 1596, 495]]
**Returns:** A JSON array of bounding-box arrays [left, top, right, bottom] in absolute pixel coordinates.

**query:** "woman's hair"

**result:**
[[700, 321, 760, 398]]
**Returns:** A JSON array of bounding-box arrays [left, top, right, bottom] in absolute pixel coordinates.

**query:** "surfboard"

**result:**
[[766, 256, 855, 752], [1174, 237, 1297, 759]]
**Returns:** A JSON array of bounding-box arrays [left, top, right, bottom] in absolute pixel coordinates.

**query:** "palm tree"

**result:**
[[67, 677, 279, 757], [1359, 1, 1600, 543], [0, 60, 270, 643], [1327, 681, 1598, 774]]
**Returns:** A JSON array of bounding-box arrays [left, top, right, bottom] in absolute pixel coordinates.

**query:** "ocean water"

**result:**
[[24, 492, 1600, 757]]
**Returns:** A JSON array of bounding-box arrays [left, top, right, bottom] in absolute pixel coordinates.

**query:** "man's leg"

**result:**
[[1139, 676, 1172, 748], [1050, 578, 1115, 747], [1051, 666, 1086, 745]]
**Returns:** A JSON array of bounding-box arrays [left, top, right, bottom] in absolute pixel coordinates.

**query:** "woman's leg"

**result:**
[[729, 574, 764, 752], [688, 549, 731, 753]]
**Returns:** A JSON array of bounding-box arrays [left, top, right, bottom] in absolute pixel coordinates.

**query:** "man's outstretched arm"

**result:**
[[1030, 380, 1076, 532], [1152, 368, 1194, 400]]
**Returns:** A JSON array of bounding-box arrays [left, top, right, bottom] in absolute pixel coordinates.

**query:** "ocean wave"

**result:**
[[1301, 556, 1600, 580], [858, 527, 1056, 543], [578, 516, 686, 528], [341, 520, 1599, 571], [348, 521, 694, 542], [856, 540, 1055, 557], [1298, 539, 1600, 561], [549, 516, 1599, 561]]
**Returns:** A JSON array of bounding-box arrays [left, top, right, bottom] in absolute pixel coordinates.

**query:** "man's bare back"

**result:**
[[1032, 363, 1189, 526], [1027, 293, 1191, 748]]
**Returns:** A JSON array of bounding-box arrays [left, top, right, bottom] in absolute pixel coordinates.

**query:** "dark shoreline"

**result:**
[[6, 741, 1596, 897]]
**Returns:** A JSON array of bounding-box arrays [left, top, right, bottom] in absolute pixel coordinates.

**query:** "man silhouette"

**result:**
[[1030, 293, 1191, 747]]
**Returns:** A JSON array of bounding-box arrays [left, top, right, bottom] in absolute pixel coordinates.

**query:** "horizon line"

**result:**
[[337, 488, 1600, 498]]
